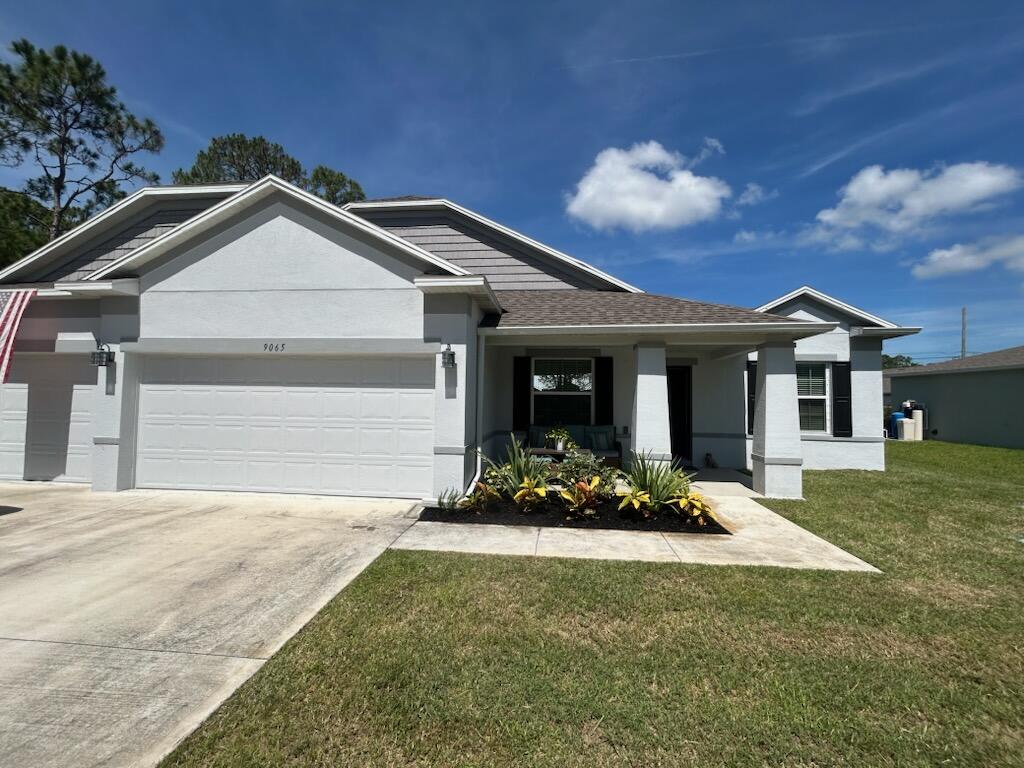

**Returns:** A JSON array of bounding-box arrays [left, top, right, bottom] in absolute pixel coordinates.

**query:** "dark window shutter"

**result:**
[[832, 362, 852, 437], [746, 361, 757, 435], [513, 356, 531, 431], [594, 356, 613, 426]]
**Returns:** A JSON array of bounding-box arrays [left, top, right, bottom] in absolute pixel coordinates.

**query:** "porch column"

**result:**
[[751, 341, 803, 498], [631, 344, 672, 462]]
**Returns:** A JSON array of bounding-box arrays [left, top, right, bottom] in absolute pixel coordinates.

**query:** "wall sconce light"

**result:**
[[441, 344, 456, 369], [90, 343, 114, 367]]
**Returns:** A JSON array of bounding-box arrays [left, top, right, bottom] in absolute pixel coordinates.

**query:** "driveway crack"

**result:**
[[0, 635, 269, 662]]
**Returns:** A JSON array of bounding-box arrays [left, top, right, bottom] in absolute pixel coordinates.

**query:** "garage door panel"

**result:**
[[136, 356, 434, 497], [0, 357, 95, 483]]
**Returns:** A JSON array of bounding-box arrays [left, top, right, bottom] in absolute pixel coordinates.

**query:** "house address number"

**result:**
[[263, 342, 287, 352]]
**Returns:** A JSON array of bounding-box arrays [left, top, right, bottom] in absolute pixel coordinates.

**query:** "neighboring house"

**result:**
[[0, 176, 917, 500], [885, 346, 1024, 449], [751, 287, 919, 475]]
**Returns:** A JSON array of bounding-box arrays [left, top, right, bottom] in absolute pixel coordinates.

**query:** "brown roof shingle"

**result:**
[[487, 290, 799, 328], [885, 345, 1024, 376]]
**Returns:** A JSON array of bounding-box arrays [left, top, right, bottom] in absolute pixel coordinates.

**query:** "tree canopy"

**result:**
[[0, 39, 164, 241], [882, 354, 918, 369], [172, 134, 365, 206]]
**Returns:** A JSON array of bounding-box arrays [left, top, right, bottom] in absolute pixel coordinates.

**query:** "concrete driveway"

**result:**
[[0, 482, 415, 768]]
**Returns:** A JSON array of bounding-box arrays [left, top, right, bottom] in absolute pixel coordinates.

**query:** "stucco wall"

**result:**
[[889, 369, 1024, 449], [139, 199, 428, 340]]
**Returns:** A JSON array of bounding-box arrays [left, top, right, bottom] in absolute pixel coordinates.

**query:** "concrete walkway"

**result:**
[[392, 481, 878, 573]]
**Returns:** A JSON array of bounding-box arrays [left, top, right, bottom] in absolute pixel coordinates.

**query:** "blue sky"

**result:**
[[2, 1, 1023, 360]]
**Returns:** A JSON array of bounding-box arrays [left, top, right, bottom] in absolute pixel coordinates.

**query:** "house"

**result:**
[[885, 345, 1024, 449], [0, 176, 917, 501], [751, 287, 919, 476]]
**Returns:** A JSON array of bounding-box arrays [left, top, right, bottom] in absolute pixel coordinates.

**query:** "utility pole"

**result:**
[[961, 307, 967, 359]]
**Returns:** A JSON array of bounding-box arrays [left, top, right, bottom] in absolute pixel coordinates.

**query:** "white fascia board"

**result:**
[[757, 285, 898, 328], [0, 184, 249, 284], [2, 278, 139, 298], [413, 275, 502, 313], [850, 326, 921, 339], [88, 177, 468, 281], [480, 321, 838, 337], [346, 198, 643, 294]]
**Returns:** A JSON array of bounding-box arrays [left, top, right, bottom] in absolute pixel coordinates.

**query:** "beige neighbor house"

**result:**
[[0, 176, 917, 500]]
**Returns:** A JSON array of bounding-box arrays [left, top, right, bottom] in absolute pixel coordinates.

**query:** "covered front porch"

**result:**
[[477, 324, 832, 499]]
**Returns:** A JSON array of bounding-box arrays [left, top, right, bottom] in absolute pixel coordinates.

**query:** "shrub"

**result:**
[[513, 476, 547, 509], [545, 425, 575, 448], [483, 435, 550, 498], [616, 487, 652, 517], [459, 482, 500, 514], [437, 487, 462, 511], [671, 491, 718, 526], [620, 451, 693, 513], [555, 448, 620, 498], [560, 475, 602, 518]]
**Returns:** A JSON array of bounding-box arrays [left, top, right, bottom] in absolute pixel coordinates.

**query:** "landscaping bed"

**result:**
[[419, 497, 730, 533]]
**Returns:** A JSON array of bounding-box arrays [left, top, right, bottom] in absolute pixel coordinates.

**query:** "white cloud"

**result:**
[[809, 162, 1022, 250], [737, 182, 778, 206], [911, 235, 1024, 279], [565, 140, 732, 232]]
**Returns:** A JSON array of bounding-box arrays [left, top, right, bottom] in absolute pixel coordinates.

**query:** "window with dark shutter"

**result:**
[[512, 356, 531, 431], [746, 361, 757, 435], [594, 356, 613, 425], [832, 361, 852, 437]]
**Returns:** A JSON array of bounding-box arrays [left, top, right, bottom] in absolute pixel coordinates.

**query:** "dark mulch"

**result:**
[[419, 498, 730, 534]]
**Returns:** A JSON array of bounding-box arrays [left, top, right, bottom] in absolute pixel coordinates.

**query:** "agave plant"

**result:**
[[622, 451, 692, 512], [482, 435, 550, 498], [560, 475, 602, 517]]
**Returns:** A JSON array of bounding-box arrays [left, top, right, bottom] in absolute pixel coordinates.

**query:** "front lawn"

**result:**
[[163, 441, 1023, 767]]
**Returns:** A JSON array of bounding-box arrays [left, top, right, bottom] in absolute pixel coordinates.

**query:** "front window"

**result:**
[[796, 362, 828, 431], [532, 358, 593, 426]]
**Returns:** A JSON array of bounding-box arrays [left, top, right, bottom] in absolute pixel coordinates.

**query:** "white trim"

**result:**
[[345, 198, 643, 293], [850, 326, 922, 339], [413, 275, 502, 312], [0, 278, 140, 298], [480, 321, 838, 337], [0, 184, 248, 283], [757, 285, 898, 329], [87, 176, 469, 280]]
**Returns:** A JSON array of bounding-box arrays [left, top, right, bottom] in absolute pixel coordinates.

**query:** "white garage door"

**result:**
[[0, 355, 97, 482], [135, 356, 435, 497]]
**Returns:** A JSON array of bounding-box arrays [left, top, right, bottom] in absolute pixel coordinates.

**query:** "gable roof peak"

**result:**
[[756, 285, 897, 329]]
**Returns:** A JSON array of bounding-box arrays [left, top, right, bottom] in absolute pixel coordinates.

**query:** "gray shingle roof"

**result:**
[[486, 290, 800, 327], [885, 345, 1024, 376]]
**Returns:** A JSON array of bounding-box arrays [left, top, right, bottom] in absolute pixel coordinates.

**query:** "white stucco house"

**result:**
[[0, 176, 918, 500]]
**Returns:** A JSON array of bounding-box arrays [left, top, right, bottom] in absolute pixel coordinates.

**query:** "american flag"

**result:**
[[0, 290, 36, 383]]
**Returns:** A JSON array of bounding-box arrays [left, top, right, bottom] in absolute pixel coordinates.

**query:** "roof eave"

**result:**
[[851, 326, 921, 339], [757, 285, 899, 329], [414, 275, 503, 313], [0, 184, 249, 285], [480, 321, 837, 338], [346, 198, 644, 294], [87, 176, 469, 281]]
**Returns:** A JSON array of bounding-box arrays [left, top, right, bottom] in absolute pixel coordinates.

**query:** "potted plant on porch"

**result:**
[[545, 426, 573, 451]]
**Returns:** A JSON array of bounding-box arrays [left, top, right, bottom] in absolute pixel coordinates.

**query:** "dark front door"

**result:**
[[667, 365, 692, 463]]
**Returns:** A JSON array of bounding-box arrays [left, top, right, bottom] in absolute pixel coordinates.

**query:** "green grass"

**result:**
[[163, 442, 1024, 767]]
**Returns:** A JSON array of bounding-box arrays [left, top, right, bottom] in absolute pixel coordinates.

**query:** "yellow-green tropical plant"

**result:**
[[459, 482, 500, 514], [617, 487, 652, 517], [560, 475, 602, 517], [482, 435, 550, 498], [673, 491, 718, 526], [513, 476, 547, 508], [622, 451, 692, 512]]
